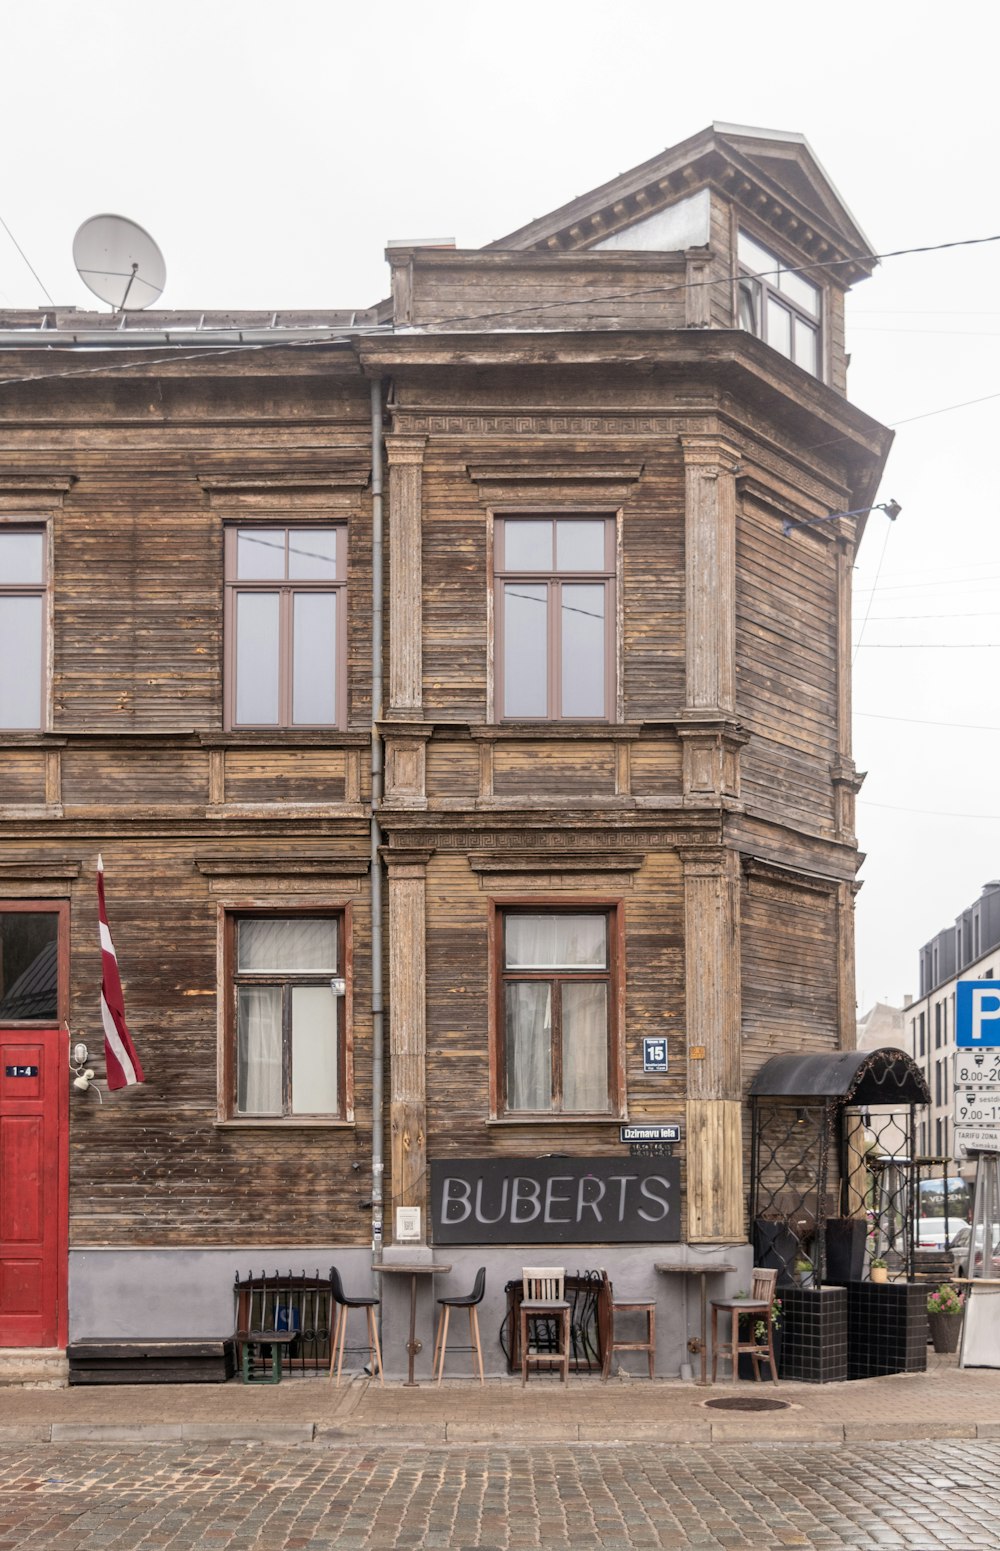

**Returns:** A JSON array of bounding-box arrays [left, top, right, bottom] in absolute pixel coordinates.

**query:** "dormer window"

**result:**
[[737, 231, 822, 378]]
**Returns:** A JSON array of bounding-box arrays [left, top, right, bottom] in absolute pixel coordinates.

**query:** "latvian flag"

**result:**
[[97, 854, 145, 1089]]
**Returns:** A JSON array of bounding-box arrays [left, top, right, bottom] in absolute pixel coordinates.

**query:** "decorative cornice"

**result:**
[[467, 460, 644, 485], [468, 850, 645, 875], [195, 856, 369, 877]]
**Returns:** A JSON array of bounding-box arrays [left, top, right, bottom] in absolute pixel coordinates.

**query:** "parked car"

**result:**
[[950, 1223, 1000, 1278], [916, 1217, 967, 1252]]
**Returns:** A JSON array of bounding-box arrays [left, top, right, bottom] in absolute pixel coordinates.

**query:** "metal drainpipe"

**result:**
[[370, 377, 385, 1289]]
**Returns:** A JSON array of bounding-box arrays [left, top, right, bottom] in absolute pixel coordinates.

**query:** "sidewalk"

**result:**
[[1, 1351, 997, 1448]]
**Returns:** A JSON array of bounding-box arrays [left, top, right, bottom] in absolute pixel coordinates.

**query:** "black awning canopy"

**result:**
[[749, 1047, 930, 1107]]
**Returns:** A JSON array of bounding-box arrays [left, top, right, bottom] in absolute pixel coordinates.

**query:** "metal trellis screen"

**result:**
[[749, 1049, 930, 1289]]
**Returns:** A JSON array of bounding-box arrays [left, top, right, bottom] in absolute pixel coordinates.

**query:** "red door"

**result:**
[[0, 1030, 67, 1347]]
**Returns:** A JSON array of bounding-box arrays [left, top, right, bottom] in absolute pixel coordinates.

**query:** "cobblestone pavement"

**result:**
[[1, 1439, 999, 1549]]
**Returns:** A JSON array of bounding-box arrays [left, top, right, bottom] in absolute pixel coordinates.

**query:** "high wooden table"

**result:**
[[372, 1261, 452, 1386], [655, 1261, 737, 1385]]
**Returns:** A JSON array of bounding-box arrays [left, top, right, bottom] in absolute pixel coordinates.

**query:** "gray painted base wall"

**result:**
[[69, 1243, 752, 1379]]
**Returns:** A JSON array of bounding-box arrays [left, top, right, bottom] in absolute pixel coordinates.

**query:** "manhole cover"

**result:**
[[704, 1396, 790, 1412]]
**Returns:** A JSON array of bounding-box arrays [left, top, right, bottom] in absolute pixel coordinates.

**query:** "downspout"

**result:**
[[370, 377, 385, 1282]]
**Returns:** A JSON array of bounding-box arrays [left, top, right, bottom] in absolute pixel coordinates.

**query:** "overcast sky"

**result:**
[[2, 0, 997, 1009]]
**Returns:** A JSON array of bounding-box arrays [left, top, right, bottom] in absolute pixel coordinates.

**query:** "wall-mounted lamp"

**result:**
[[70, 1040, 101, 1100], [782, 498, 901, 537]]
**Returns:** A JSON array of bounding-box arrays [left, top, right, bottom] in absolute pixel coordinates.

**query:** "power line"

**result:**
[[854, 642, 1000, 649], [0, 212, 54, 307], [854, 711, 1000, 731], [859, 799, 1000, 821]]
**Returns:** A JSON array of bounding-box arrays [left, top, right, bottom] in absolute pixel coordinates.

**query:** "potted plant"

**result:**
[[794, 1257, 814, 1288], [870, 1256, 888, 1284], [926, 1284, 965, 1353]]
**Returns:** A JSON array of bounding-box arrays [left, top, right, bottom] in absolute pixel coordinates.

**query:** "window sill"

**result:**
[[485, 1115, 626, 1126], [214, 1117, 355, 1131]]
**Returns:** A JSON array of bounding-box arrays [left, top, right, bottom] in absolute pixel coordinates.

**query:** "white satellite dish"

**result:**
[[72, 213, 166, 310]]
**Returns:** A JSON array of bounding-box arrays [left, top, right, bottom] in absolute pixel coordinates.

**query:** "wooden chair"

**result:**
[[433, 1266, 486, 1384], [328, 1265, 384, 1386], [599, 1269, 656, 1380], [710, 1266, 779, 1383], [520, 1266, 570, 1385]]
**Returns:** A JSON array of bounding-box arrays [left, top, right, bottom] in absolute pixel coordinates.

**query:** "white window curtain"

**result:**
[[237, 985, 282, 1114]]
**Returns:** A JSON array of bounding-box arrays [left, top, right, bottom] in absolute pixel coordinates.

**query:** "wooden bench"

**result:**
[[67, 1340, 236, 1385]]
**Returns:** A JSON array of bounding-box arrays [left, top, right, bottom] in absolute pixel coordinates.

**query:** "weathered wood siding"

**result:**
[[736, 498, 839, 834], [740, 869, 840, 1088]]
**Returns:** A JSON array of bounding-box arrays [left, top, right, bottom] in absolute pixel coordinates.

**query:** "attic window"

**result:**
[[737, 231, 821, 378]]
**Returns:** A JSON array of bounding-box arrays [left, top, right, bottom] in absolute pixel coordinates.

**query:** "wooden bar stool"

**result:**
[[710, 1266, 779, 1383], [328, 1265, 384, 1386], [520, 1267, 570, 1385], [433, 1266, 486, 1384], [599, 1270, 656, 1379]]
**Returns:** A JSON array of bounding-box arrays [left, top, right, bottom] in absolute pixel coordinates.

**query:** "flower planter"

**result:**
[[870, 1266, 888, 1283], [928, 1311, 963, 1354]]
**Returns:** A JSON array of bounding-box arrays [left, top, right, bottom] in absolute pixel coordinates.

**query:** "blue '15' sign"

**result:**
[[956, 981, 1000, 1047]]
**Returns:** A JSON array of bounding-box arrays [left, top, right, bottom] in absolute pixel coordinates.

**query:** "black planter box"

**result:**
[[847, 1281, 927, 1378], [778, 1286, 847, 1383]]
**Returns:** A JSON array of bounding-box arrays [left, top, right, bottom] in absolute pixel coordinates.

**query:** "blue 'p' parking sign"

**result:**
[[956, 981, 1000, 1048]]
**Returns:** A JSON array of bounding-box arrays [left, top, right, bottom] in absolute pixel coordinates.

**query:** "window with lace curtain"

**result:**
[[494, 907, 622, 1116], [227, 914, 347, 1120]]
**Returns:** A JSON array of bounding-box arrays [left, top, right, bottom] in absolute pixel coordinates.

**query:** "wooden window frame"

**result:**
[[736, 228, 823, 380], [0, 521, 50, 732], [220, 905, 353, 1125], [0, 900, 70, 1027], [223, 522, 348, 731], [491, 512, 619, 723], [487, 898, 626, 1120]]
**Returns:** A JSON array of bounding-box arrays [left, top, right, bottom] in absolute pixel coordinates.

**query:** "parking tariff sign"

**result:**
[[956, 981, 1000, 1048]]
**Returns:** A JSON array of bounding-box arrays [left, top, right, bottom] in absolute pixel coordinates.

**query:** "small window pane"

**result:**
[[737, 278, 760, 335], [767, 298, 792, 358], [793, 316, 819, 376], [502, 521, 552, 571], [562, 982, 609, 1112], [236, 528, 285, 580], [505, 915, 607, 969], [561, 583, 606, 717], [737, 231, 776, 275], [0, 912, 58, 1021], [288, 529, 337, 581], [555, 521, 606, 573], [292, 592, 337, 725], [235, 592, 280, 723], [0, 597, 42, 728], [780, 266, 821, 318], [505, 982, 551, 1111], [0, 531, 44, 584], [291, 986, 338, 1113], [237, 985, 282, 1114], [238, 917, 338, 973], [503, 583, 548, 717]]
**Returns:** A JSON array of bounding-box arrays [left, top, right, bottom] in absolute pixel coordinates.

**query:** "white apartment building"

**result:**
[[908, 880, 1000, 1165]]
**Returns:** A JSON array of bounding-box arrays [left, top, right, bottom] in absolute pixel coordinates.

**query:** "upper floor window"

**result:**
[[494, 516, 615, 720], [0, 527, 46, 730], [224, 525, 346, 729], [495, 907, 621, 1116], [737, 231, 821, 378], [228, 913, 346, 1119]]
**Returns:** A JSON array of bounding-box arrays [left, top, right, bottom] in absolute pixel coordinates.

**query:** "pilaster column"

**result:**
[[386, 849, 433, 1242], [681, 434, 740, 716], [680, 845, 744, 1242], [386, 434, 427, 717]]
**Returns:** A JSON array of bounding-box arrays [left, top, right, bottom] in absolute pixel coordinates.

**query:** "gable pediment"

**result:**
[[488, 123, 876, 286]]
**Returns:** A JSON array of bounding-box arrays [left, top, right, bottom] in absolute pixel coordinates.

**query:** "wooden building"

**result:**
[[0, 124, 892, 1378]]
